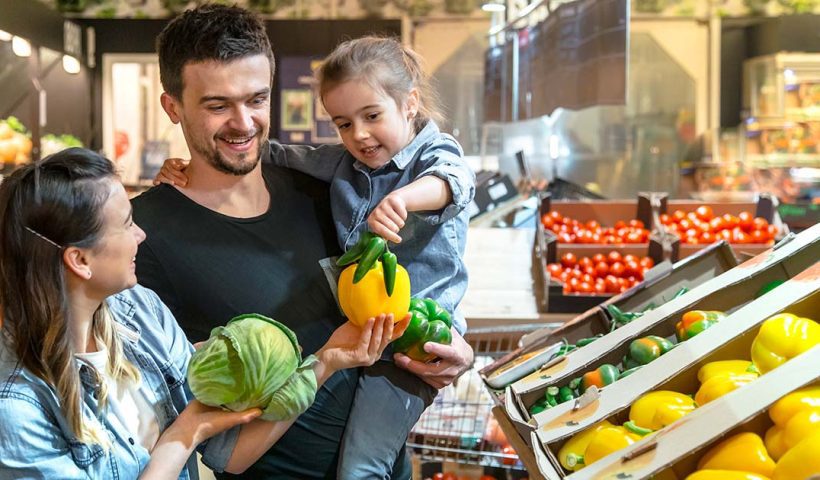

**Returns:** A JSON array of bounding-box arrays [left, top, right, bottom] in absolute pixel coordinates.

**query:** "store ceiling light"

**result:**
[[482, 1, 506, 12], [12, 36, 31, 57], [62, 55, 81, 74], [0, 30, 11, 42]]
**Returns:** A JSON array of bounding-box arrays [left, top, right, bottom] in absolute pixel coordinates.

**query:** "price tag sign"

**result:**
[[63, 20, 82, 59]]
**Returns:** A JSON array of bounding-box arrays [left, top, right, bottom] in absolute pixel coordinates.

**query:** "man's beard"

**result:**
[[192, 129, 265, 176]]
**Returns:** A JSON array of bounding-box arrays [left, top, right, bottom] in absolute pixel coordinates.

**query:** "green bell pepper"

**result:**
[[581, 364, 620, 393], [626, 335, 676, 366], [676, 310, 725, 341], [393, 297, 453, 363]]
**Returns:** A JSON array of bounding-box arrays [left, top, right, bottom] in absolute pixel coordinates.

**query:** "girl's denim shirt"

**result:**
[[269, 120, 475, 333], [0, 284, 239, 479]]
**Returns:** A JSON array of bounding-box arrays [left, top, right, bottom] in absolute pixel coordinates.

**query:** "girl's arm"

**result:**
[[367, 176, 451, 243]]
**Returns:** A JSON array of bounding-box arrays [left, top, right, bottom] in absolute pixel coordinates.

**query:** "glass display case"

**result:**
[[742, 53, 820, 203]]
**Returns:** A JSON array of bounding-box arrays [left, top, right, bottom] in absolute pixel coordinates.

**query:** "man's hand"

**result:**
[[153, 157, 190, 187], [367, 193, 407, 244], [393, 328, 474, 389]]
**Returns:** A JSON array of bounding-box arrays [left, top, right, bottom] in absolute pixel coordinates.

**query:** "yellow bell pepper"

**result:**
[[695, 372, 758, 405], [765, 408, 820, 461], [338, 260, 410, 327], [750, 313, 820, 374], [696, 432, 775, 478], [581, 425, 643, 466], [697, 360, 759, 383], [764, 386, 820, 460], [772, 431, 820, 480], [557, 420, 613, 471], [627, 391, 697, 433], [685, 471, 770, 480]]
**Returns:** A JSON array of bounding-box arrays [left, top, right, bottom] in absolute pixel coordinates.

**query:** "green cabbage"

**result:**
[[187, 313, 318, 421]]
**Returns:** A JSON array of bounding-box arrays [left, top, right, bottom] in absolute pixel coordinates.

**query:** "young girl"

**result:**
[[157, 36, 475, 478]]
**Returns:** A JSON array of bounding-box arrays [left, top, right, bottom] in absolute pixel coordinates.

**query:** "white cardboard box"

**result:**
[[530, 262, 819, 479]]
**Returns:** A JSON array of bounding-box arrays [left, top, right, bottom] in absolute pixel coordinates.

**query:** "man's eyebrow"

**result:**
[[124, 207, 133, 226], [199, 88, 271, 104]]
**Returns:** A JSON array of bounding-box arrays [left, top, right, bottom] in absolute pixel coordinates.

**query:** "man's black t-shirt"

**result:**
[[132, 163, 354, 479]]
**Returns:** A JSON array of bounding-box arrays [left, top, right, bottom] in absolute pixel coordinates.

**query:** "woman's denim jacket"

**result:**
[[0, 284, 238, 479]]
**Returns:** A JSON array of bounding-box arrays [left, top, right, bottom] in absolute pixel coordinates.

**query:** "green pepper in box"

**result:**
[[676, 310, 725, 341], [581, 364, 620, 393], [393, 297, 452, 362], [626, 335, 676, 366]]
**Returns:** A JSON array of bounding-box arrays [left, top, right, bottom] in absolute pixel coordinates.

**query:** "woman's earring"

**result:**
[[86, 271, 92, 279]]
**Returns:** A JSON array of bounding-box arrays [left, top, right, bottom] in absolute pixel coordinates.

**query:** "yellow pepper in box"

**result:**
[[626, 390, 697, 434], [338, 260, 410, 327], [750, 313, 820, 374], [685, 471, 770, 480], [557, 420, 612, 471], [697, 360, 759, 383], [772, 431, 820, 480], [764, 386, 820, 460], [579, 424, 644, 467], [696, 432, 775, 478], [695, 372, 758, 406]]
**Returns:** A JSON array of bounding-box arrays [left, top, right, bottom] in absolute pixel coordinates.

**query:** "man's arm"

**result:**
[[267, 141, 346, 183]]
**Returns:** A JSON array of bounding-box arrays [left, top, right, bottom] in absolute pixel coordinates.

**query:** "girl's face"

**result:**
[[322, 80, 418, 170], [82, 180, 146, 299]]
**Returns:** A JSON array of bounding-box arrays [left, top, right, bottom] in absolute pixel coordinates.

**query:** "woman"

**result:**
[[0, 148, 398, 479]]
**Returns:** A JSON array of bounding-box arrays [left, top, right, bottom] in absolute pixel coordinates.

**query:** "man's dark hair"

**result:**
[[156, 4, 275, 99]]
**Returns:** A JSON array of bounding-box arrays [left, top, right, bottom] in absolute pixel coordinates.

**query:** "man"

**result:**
[[132, 5, 474, 479]]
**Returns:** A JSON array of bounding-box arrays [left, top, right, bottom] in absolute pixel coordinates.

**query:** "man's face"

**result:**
[[163, 54, 271, 175]]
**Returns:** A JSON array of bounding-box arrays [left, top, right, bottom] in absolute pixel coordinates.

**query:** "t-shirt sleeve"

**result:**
[[413, 137, 476, 225], [267, 141, 345, 184]]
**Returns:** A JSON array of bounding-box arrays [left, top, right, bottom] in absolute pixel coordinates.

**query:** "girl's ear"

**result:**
[[405, 88, 420, 120], [63, 247, 92, 280]]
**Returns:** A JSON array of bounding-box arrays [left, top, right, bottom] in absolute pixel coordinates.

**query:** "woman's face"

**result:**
[[83, 179, 146, 298]]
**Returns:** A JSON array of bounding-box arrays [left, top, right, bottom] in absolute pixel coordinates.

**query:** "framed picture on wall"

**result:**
[[281, 89, 313, 131]]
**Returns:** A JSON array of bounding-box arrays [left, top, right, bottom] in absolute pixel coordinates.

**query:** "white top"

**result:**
[[75, 347, 161, 451]]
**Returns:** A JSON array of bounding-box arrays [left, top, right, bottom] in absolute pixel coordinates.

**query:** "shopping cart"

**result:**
[[407, 323, 551, 473]]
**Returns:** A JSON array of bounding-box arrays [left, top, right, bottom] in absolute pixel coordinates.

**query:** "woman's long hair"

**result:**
[[0, 148, 139, 446]]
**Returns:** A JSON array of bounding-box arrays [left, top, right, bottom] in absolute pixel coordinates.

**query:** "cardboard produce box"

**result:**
[[529, 262, 819, 479], [483, 241, 737, 391], [503, 224, 820, 447], [547, 290, 820, 479]]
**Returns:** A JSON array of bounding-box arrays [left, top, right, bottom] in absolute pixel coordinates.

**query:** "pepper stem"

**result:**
[[565, 453, 585, 468], [623, 421, 654, 437]]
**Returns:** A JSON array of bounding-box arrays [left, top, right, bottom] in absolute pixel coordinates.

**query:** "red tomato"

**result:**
[[709, 217, 724, 232], [563, 284, 573, 294], [581, 273, 596, 285], [568, 277, 581, 290], [738, 211, 753, 232], [586, 220, 601, 230], [718, 229, 732, 242], [595, 261, 610, 277], [594, 282, 607, 294], [628, 219, 645, 229], [605, 275, 620, 293], [547, 263, 563, 277], [700, 231, 715, 244], [695, 205, 714, 221], [557, 232, 574, 243], [578, 256, 593, 269], [766, 224, 778, 239], [752, 217, 768, 231], [610, 261, 626, 277], [614, 220, 627, 229], [625, 232, 642, 243], [607, 251, 623, 263], [578, 281, 594, 294], [639, 257, 655, 268], [750, 229, 766, 244], [722, 213, 739, 229], [625, 261, 641, 277], [548, 210, 563, 223], [432, 474, 445, 480], [604, 235, 619, 244], [592, 253, 607, 264], [678, 218, 693, 231], [659, 213, 671, 225], [560, 253, 577, 268], [583, 266, 597, 278], [541, 215, 554, 229], [502, 445, 517, 465], [623, 254, 638, 264], [442, 473, 458, 480], [672, 209, 686, 222]]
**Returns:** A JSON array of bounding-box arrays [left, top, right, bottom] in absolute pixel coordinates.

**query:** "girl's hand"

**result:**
[[317, 314, 410, 372], [367, 193, 407, 244], [172, 400, 261, 447], [153, 158, 191, 187]]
